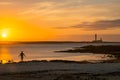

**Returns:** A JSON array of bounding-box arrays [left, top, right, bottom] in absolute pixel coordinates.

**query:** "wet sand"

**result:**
[[0, 61, 120, 80], [1, 71, 120, 80]]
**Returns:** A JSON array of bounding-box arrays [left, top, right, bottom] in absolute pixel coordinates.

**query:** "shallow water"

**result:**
[[0, 43, 119, 62]]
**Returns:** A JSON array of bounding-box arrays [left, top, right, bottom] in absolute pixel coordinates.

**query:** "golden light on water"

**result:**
[[0, 47, 12, 64], [1, 60, 8, 64]]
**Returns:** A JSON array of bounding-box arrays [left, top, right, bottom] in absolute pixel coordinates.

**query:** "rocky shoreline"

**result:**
[[56, 45, 120, 53]]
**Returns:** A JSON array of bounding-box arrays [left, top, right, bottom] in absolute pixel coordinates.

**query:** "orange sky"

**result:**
[[0, 0, 120, 41]]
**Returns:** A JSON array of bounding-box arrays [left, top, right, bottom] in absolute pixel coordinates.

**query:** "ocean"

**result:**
[[0, 42, 120, 62]]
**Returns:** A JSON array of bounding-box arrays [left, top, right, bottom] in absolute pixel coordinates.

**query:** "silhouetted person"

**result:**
[[19, 51, 26, 62]]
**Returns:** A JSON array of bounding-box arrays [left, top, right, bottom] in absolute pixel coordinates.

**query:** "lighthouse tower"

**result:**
[[95, 34, 97, 41], [92, 34, 103, 42]]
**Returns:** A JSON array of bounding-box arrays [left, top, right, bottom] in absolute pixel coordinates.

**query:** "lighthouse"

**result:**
[[95, 34, 97, 41], [92, 34, 103, 43]]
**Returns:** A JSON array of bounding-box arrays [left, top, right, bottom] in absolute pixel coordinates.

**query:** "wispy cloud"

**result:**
[[1, 0, 120, 29], [0, 2, 12, 5], [70, 19, 120, 30], [18, 1, 58, 15], [15, 0, 120, 20]]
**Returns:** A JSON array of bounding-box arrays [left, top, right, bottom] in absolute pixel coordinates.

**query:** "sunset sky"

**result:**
[[0, 0, 120, 41]]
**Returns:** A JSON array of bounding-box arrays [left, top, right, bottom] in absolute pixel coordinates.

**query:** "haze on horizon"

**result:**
[[0, 0, 120, 42]]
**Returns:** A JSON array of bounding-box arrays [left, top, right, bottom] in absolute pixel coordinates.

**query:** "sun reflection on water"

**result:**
[[0, 47, 12, 64]]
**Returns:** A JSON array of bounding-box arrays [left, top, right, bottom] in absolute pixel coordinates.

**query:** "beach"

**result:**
[[0, 61, 120, 80], [0, 43, 120, 80]]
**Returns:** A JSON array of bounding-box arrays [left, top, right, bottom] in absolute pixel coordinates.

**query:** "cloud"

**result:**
[[18, 1, 58, 15], [0, 2, 12, 5], [70, 19, 120, 30], [15, 0, 120, 20], [1, 0, 120, 29]]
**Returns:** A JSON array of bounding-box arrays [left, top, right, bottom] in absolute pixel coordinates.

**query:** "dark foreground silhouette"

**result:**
[[56, 45, 120, 59], [56, 45, 120, 53]]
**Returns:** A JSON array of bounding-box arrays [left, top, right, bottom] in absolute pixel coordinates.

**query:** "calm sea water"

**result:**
[[0, 43, 120, 62]]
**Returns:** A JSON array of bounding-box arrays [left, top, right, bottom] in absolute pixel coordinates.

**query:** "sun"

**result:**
[[2, 33, 7, 38]]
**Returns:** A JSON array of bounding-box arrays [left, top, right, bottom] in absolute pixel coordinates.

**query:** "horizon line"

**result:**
[[0, 41, 120, 43]]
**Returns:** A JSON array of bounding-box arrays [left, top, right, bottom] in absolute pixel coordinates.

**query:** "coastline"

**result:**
[[0, 44, 120, 80]]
